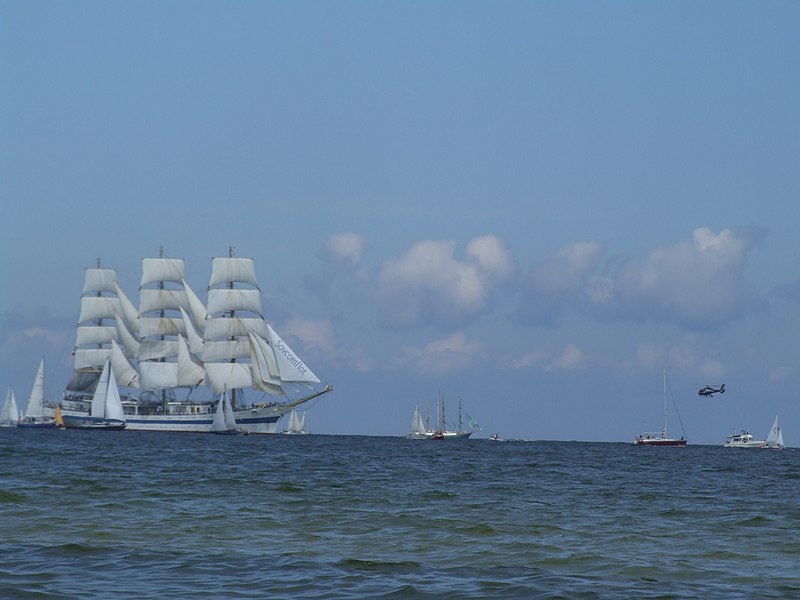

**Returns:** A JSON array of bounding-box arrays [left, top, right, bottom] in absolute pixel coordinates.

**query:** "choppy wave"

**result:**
[[1, 430, 798, 598]]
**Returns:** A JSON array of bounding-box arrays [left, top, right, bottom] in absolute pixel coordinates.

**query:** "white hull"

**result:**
[[724, 440, 764, 448], [59, 405, 283, 434], [407, 430, 473, 440]]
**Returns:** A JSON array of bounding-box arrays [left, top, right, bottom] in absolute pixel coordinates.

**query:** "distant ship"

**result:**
[[406, 394, 479, 440], [634, 369, 687, 447], [59, 248, 332, 433]]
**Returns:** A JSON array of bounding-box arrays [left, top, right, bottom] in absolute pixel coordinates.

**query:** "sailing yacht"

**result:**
[[1, 387, 20, 427], [634, 369, 687, 446], [18, 358, 56, 428], [62, 359, 127, 430], [282, 408, 308, 434], [405, 404, 428, 439], [408, 394, 479, 440], [761, 416, 784, 450], [211, 389, 248, 435], [61, 250, 333, 433]]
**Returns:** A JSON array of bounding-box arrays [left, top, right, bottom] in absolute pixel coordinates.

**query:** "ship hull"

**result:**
[[62, 415, 127, 430], [60, 407, 282, 434]]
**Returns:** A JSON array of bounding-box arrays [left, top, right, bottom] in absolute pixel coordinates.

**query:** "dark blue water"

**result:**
[[1, 430, 798, 598]]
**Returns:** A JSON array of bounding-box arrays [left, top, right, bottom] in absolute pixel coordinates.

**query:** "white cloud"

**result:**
[[394, 331, 482, 375], [613, 227, 759, 326], [282, 317, 335, 355], [325, 232, 366, 265], [376, 236, 514, 326], [510, 350, 549, 369], [546, 344, 585, 371], [517, 241, 605, 324]]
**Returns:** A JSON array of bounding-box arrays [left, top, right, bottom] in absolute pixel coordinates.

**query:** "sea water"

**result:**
[[1, 430, 798, 599]]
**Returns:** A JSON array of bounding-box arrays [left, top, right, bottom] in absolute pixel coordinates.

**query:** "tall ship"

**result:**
[[61, 249, 332, 433]]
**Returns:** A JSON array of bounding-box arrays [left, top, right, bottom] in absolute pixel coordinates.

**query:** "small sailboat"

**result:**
[[634, 369, 687, 446], [54, 405, 65, 429], [405, 404, 428, 439], [17, 358, 57, 428], [1, 387, 20, 427], [761, 415, 784, 450], [62, 359, 127, 430], [212, 389, 249, 435], [283, 408, 309, 434]]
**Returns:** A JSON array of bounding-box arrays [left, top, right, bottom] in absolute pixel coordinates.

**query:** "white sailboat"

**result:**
[[18, 358, 56, 428], [1, 387, 20, 427], [762, 415, 784, 450], [62, 249, 333, 433], [405, 404, 428, 439], [62, 359, 127, 430], [634, 368, 687, 446], [283, 408, 309, 434], [211, 389, 248, 435]]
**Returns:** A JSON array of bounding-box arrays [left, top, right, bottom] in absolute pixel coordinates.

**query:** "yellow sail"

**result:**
[[55, 404, 65, 429]]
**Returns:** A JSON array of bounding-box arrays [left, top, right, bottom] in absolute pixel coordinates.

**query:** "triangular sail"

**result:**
[[766, 416, 784, 448], [90, 360, 112, 418], [223, 393, 237, 429], [1, 387, 20, 425], [25, 358, 46, 418], [265, 324, 321, 384], [103, 364, 126, 422], [212, 391, 228, 432]]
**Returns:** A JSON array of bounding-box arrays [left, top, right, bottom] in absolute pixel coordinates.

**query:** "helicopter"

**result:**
[[698, 384, 725, 397]]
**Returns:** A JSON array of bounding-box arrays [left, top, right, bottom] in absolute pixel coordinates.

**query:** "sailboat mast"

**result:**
[[227, 245, 238, 410], [159, 245, 168, 413], [662, 367, 667, 438]]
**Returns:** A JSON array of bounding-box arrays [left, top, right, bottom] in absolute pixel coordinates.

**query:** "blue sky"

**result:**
[[2, 1, 799, 443]]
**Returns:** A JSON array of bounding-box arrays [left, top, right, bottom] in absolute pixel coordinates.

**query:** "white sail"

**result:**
[[177, 335, 205, 387], [114, 311, 141, 358], [209, 257, 260, 289], [206, 288, 263, 316], [75, 325, 118, 347], [205, 316, 268, 340], [68, 264, 132, 394], [223, 392, 237, 429], [104, 363, 126, 422], [179, 307, 205, 355], [90, 359, 111, 418], [139, 289, 189, 315], [110, 340, 140, 388], [410, 405, 426, 435], [139, 339, 181, 361], [1, 387, 20, 425], [204, 362, 253, 394], [765, 416, 784, 449], [203, 253, 265, 398], [139, 317, 185, 338], [73, 348, 112, 371], [212, 391, 228, 432], [78, 296, 121, 324], [141, 257, 185, 287], [181, 278, 208, 332], [139, 361, 179, 392], [202, 340, 251, 362], [248, 331, 284, 395], [298, 411, 306, 431], [82, 267, 118, 295], [287, 409, 300, 431], [266, 324, 321, 384], [114, 282, 141, 335], [25, 358, 45, 418], [89, 360, 125, 422]]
